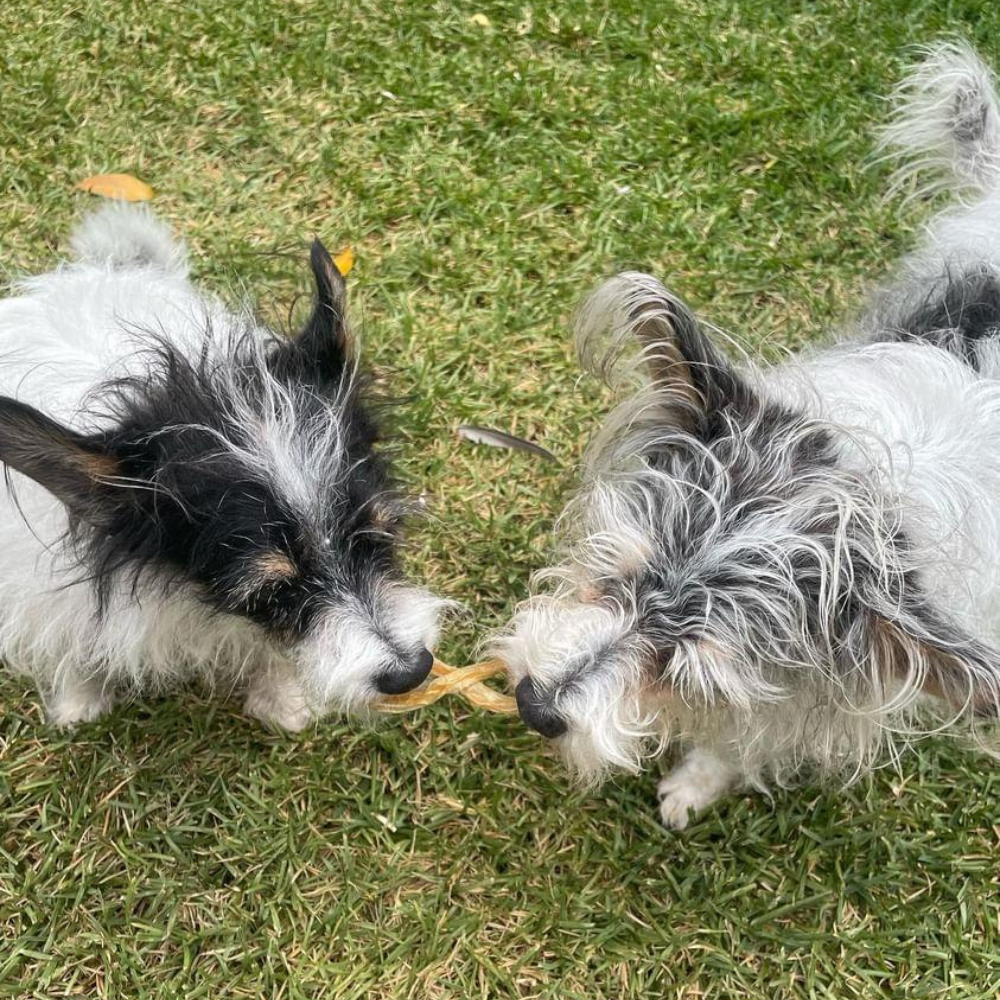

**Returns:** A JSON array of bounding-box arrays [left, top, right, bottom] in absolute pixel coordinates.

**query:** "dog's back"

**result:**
[[766, 39, 1000, 656], [0, 206, 220, 421]]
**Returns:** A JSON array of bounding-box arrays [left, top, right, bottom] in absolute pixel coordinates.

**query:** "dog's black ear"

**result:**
[[579, 273, 754, 432], [639, 295, 745, 414], [270, 240, 351, 386], [304, 239, 348, 346], [296, 239, 351, 379], [0, 398, 123, 524]]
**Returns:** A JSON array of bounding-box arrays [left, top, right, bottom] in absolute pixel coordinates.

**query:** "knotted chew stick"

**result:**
[[376, 658, 517, 714]]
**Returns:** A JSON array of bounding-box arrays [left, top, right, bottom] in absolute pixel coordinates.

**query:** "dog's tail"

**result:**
[[878, 40, 1000, 199], [69, 203, 187, 274]]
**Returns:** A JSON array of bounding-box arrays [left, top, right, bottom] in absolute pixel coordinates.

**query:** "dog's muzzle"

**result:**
[[515, 676, 568, 739], [374, 647, 434, 695]]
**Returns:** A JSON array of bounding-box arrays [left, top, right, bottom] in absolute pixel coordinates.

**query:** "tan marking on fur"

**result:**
[[617, 542, 655, 578], [370, 501, 396, 530], [875, 618, 995, 717], [73, 449, 120, 482], [254, 551, 298, 581], [875, 618, 939, 687], [643, 668, 676, 704]]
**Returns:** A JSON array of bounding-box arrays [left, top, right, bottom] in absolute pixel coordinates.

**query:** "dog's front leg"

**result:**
[[46, 672, 115, 727], [243, 659, 314, 732], [657, 748, 742, 829]]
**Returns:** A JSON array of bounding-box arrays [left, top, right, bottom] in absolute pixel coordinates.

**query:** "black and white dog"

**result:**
[[0, 205, 443, 728], [499, 42, 1000, 826]]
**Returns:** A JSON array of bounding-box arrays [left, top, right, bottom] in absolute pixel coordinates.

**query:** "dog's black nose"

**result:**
[[375, 647, 434, 695], [515, 676, 568, 739]]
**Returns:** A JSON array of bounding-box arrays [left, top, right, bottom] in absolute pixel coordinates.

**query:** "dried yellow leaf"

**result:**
[[376, 658, 517, 714], [77, 173, 154, 202], [469, 12, 492, 27], [333, 246, 354, 276]]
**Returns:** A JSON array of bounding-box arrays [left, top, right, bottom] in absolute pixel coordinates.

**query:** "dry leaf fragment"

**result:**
[[376, 658, 517, 714], [333, 246, 354, 276], [457, 424, 558, 462], [77, 173, 154, 202], [469, 13, 492, 27]]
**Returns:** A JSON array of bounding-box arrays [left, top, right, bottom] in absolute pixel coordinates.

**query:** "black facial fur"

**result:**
[[0, 242, 408, 643]]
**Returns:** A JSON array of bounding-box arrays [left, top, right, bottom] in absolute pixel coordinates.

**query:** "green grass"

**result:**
[[1, 0, 1000, 996]]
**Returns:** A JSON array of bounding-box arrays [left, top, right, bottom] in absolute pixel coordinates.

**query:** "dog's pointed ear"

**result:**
[[302, 239, 350, 370], [578, 272, 754, 432], [271, 240, 351, 386], [0, 398, 123, 524], [633, 290, 746, 419], [305, 239, 347, 340]]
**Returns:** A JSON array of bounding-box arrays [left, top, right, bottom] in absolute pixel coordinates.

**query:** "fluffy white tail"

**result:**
[[879, 40, 1000, 198], [69, 203, 187, 273]]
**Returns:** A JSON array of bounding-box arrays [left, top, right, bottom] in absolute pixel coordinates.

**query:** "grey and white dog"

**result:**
[[498, 41, 1000, 827]]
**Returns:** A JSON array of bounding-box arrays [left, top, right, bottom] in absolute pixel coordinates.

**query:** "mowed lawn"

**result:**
[[2, 1, 999, 997]]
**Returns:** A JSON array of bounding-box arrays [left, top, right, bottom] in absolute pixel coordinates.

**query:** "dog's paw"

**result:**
[[247, 696, 313, 733], [244, 666, 314, 732], [657, 750, 738, 829], [47, 684, 114, 728], [657, 776, 718, 830]]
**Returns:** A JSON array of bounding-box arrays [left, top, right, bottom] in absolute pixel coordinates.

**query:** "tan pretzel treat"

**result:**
[[375, 658, 517, 714]]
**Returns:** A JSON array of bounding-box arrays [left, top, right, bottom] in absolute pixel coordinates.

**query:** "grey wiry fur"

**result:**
[[498, 41, 1000, 828]]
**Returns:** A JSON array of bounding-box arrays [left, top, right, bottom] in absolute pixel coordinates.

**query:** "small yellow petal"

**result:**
[[333, 246, 354, 276], [77, 173, 154, 202]]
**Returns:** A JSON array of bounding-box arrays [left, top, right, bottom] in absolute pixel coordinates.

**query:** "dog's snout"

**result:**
[[414, 646, 434, 679], [374, 647, 434, 695], [515, 676, 568, 739]]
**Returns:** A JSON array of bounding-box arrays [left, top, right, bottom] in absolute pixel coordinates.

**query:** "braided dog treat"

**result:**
[[375, 659, 516, 714]]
